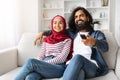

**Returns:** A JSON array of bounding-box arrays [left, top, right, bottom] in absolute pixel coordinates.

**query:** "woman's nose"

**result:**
[[56, 23, 59, 27]]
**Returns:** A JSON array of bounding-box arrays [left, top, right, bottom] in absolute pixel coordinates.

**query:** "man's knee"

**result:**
[[72, 54, 83, 61]]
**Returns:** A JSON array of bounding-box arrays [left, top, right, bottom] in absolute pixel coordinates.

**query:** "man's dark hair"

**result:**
[[68, 6, 93, 32]]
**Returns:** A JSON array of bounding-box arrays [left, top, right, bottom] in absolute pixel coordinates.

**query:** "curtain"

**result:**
[[0, 0, 21, 50]]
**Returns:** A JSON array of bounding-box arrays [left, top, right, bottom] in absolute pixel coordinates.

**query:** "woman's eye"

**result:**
[[53, 22, 56, 24]]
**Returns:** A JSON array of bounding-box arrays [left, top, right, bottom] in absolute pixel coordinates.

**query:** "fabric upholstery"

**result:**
[[18, 33, 41, 66], [102, 32, 119, 69], [86, 70, 118, 80], [0, 68, 118, 80], [0, 32, 120, 80], [18, 32, 119, 69], [0, 47, 17, 75], [115, 49, 120, 80], [0, 67, 61, 80]]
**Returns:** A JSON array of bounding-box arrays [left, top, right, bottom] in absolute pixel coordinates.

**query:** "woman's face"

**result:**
[[53, 17, 64, 32], [74, 10, 89, 26]]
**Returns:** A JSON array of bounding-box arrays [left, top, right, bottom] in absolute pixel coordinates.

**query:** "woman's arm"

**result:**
[[38, 42, 46, 60], [46, 39, 72, 64]]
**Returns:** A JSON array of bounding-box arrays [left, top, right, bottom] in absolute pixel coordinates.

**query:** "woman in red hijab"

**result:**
[[15, 15, 73, 80]]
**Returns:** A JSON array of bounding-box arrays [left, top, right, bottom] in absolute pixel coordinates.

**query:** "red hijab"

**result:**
[[44, 15, 69, 44]]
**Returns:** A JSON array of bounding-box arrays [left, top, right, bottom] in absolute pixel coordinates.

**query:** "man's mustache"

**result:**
[[76, 20, 84, 24]]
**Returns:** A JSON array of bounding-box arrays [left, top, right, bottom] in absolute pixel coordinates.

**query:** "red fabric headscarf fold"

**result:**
[[44, 15, 69, 44]]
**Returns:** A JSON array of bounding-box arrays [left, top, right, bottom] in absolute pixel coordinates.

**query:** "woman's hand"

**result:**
[[34, 32, 44, 45]]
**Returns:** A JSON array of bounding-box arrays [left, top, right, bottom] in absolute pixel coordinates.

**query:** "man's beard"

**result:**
[[75, 21, 93, 32]]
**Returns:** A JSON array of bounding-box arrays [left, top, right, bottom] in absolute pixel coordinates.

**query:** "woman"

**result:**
[[15, 15, 73, 80]]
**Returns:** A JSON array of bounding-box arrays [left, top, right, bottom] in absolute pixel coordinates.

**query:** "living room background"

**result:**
[[0, 0, 120, 50]]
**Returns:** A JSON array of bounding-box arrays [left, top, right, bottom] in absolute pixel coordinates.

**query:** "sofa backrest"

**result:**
[[18, 33, 41, 66], [102, 32, 119, 69], [18, 32, 119, 69]]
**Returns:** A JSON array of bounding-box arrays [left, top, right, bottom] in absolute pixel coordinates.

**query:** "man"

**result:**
[[34, 7, 109, 80]]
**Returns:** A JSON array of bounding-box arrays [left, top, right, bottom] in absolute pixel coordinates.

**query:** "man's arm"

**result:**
[[43, 30, 52, 36], [93, 31, 109, 52], [34, 30, 52, 45], [34, 29, 72, 45]]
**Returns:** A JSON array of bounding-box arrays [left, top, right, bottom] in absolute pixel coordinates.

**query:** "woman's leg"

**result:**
[[63, 54, 98, 80], [25, 72, 42, 80], [15, 58, 65, 80], [15, 59, 65, 80], [32, 59, 65, 78], [15, 58, 36, 80]]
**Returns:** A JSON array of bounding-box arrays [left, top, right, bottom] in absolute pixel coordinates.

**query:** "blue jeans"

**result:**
[[15, 58, 65, 80], [63, 54, 98, 80]]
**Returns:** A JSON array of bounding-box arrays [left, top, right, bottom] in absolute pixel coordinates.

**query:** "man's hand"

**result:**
[[34, 32, 44, 45], [82, 34, 96, 46]]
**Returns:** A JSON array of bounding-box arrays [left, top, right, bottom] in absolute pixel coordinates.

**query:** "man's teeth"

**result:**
[[78, 21, 83, 25]]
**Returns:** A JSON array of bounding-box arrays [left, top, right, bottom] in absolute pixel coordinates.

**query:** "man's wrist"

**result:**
[[92, 38, 96, 46]]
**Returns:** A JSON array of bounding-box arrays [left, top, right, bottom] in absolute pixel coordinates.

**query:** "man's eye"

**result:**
[[75, 16, 77, 19], [80, 14, 84, 17]]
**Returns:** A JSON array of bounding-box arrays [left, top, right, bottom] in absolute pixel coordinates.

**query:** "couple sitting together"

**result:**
[[15, 6, 109, 80]]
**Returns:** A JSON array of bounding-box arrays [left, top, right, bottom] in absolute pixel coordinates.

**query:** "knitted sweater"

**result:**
[[39, 38, 72, 64]]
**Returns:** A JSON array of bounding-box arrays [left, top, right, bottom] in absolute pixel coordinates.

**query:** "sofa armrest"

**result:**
[[0, 47, 18, 76], [115, 47, 120, 79]]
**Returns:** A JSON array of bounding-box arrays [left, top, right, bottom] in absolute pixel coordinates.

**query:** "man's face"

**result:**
[[74, 10, 89, 26]]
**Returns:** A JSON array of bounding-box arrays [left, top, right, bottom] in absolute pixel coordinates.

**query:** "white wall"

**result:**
[[20, 0, 39, 33], [0, 0, 22, 49], [115, 0, 120, 46], [110, 0, 115, 33], [0, 0, 40, 50]]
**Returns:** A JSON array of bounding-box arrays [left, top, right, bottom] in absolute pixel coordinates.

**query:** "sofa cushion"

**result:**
[[17, 33, 41, 66], [86, 70, 118, 80], [0, 68, 20, 80], [0, 68, 118, 80], [102, 32, 119, 69], [0, 67, 61, 80]]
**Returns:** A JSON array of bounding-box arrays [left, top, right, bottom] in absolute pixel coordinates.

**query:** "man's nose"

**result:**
[[78, 16, 81, 20]]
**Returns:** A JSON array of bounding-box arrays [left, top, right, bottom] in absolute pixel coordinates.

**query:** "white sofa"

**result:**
[[0, 32, 120, 80]]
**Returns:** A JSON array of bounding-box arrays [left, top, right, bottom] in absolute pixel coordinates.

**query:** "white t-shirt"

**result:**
[[73, 32, 91, 59], [67, 32, 98, 66]]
